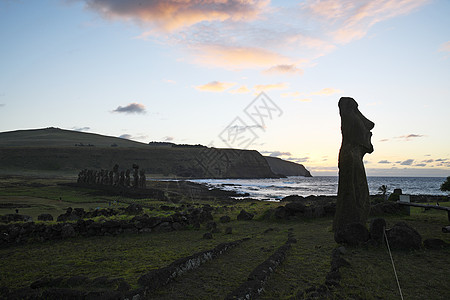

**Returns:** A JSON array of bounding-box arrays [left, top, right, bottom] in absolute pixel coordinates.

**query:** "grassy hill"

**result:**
[[0, 128, 278, 179], [0, 127, 149, 148]]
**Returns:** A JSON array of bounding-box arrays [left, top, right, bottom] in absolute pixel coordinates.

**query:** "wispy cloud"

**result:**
[[119, 133, 148, 141], [163, 136, 174, 141], [261, 150, 292, 157], [112, 103, 146, 114], [78, 0, 430, 73], [287, 157, 310, 163], [281, 87, 341, 102], [305, 0, 430, 44], [381, 134, 426, 142], [195, 81, 236, 92], [0, 103, 5, 107], [400, 159, 414, 166], [72, 126, 90, 132], [281, 91, 303, 98], [438, 41, 450, 52], [254, 82, 289, 92], [310, 87, 342, 96], [395, 134, 425, 141], [263, 64, 303, 75], [192, 45, 293, 70], [378, 160, 391, 164], [229, 85, 251, 94]]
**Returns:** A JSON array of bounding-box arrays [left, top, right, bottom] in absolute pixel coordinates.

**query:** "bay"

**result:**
[[190, 176, 448, 201]]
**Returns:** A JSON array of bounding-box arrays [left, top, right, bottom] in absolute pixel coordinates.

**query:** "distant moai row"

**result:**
[[77, 164, 146, 188]]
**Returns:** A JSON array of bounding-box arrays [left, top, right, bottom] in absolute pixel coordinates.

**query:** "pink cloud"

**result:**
[[305, 0, 430, 44], [195, 81, 236, 92], [192, 45, 294, 69], [81, 0, 269, 31], [263, 64, 304, 75]]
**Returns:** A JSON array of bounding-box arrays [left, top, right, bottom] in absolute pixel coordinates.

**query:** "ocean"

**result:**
[[190, 176, 448, 201]]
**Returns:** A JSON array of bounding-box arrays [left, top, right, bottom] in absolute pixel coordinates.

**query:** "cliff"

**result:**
[[0, 128, 277, 179], [264, 156, 312, 177]]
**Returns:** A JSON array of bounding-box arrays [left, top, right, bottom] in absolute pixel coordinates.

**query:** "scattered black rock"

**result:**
[[423, 238, 448, 249], [274, 200, 336, 220], [280, 195, 305, 202], [124, 203, 143, 215], [369, 218, 386, 246], [0, 214, 32, 223], [206, 221, 217, 231], [219, 215, 231, 223], [385, 222, 422, 250], [285, 202, 306, 214], [37, 214, 53, 221], [334, 223, 370, 246], [203, 232, 213, 239], [57, 207, 119, 222], [61, 224, 76, 238], [237, 209, 254, 221], [370, 202, 404, 216], [274, 206, 287, 219]]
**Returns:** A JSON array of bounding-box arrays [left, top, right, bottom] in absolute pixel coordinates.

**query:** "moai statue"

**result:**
[[102, 170, 109, 185], [112, 164, 119, 186], [333, 97, 374, 236], [82, 169, 88, 183], [97, 170, 101, 185], [108, 170, 114, 186], [77, 169, 86, 184], [89, 170, 95, 185], [119, 171, 125, 187], [139, 169, 146, 188], [125, 169, 131, 187], [132, 164, 139, 188]]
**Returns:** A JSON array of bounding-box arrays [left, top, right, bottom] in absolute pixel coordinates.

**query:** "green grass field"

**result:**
[[1, 176, 449, 299]]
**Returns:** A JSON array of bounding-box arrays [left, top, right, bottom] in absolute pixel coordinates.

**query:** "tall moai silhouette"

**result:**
[[333, 97, 374, 237]]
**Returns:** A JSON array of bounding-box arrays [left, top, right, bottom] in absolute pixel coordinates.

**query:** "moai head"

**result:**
[[338, 97, 374, 154]]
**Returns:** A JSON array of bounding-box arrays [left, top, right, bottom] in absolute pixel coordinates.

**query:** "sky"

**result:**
[[0, 0, 449, 177]]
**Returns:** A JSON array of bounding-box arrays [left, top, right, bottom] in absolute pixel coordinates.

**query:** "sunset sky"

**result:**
[[1, 0, 449, 176]]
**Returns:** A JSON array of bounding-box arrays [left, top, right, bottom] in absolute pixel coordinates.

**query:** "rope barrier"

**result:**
[[383, 227, 404, 300]]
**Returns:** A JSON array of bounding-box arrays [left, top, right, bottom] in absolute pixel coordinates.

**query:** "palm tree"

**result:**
[[378, 185, 388, 200], [441, 176, 450, 192]]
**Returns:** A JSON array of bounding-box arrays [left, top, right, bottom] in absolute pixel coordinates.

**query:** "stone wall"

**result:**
[[0, 207, 213, 247]]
